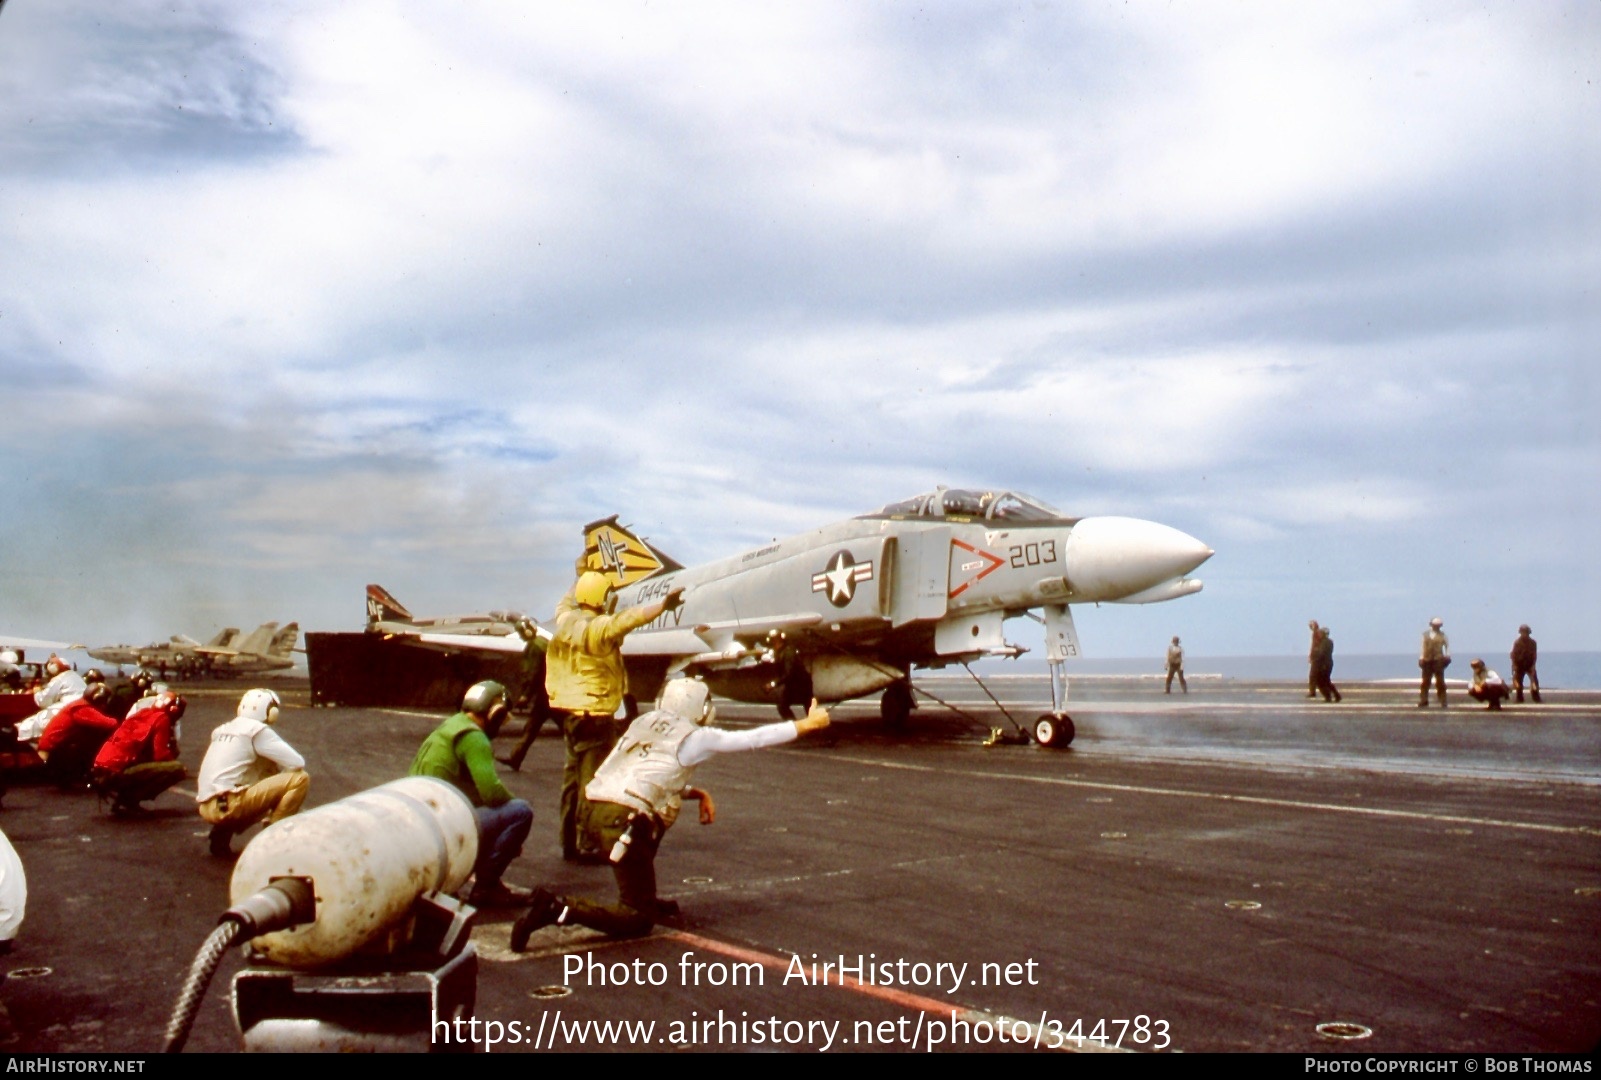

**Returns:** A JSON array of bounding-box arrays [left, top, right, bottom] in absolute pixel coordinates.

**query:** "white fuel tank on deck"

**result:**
[[229, 776, 478, 968]]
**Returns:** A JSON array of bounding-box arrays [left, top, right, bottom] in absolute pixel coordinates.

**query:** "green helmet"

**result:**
[[462, 680, 508, 717]]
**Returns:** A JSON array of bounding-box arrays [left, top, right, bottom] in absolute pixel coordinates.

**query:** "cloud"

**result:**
[[0, 1, 1595, 657]]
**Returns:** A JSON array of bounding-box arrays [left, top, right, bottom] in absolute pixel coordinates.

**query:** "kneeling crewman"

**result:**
[[410, 680, 534, 907], [90, 690, 187, 816], [512, 679, 829, 948], [196, 688, 310, 857]]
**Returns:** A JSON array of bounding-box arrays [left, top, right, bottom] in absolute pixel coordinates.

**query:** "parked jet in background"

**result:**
[[88, 628, 240, 678], [198, 622, 300, 677], [364, 584, 546, 654], [580, 487, 1212, 747]]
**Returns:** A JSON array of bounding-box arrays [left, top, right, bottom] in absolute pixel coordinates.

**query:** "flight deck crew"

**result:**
[[1419, 617, 1451, 707], [498, 619, 552, 772], [1312, 626, 1342, 702], [91, 691, 188, 816], [37, 684, 120, 787], [1306, 620, 1322, 699], [1511, 625, 1541, 703], [196, 688, 310, 858], [1164, 636, 1186, 694], [16, 656, 86, 743], [1468, 659, 1511, 710], [546, 570, 682, 861], [511, 679, 830, 948], [107, 673, 150, 721], [410, 680, 534, 907]]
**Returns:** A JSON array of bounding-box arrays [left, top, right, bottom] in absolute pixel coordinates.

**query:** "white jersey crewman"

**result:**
[[16, 655, 86, 743], [512, 678, 829, 948], [196, 688, 310, 857]]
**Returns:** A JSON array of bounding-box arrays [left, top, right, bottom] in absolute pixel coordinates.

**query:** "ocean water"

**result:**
[[999, 652, 1601, 690]]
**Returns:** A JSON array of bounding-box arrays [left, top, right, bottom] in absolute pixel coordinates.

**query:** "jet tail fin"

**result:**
[[581, 516, 683, 588], [366, 584, 413, 627], [233, 622, 279, 656], [206, 627, 240, 649], [269, 622, 300, 658]]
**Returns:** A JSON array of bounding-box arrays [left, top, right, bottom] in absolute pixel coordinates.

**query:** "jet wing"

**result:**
[[372, 625, 550, 655], [2, 636, 82, 651], [3, 635, 83, 668], [410, 632, 527, 654], [4, 633, 82, 649]]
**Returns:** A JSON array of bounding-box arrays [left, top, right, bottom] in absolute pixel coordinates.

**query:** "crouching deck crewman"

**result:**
[[512, 678, 829, 949], [410, 680, 534, 907], [196, 688, 310, 857]]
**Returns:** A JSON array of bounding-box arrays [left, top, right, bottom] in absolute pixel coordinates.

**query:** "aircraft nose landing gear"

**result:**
[[1033, 713, 1074, 748]]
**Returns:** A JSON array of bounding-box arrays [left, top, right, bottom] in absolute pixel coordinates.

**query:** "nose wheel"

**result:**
[[1034, 713, 1074, 748]]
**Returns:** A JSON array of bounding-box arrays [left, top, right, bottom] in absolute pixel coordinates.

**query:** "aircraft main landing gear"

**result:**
[[1033, 713, 1074, 749], [880, 679, 914, 729]]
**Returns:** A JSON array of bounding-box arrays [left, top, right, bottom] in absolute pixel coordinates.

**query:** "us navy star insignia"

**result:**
[[811, 550, 874, 607]]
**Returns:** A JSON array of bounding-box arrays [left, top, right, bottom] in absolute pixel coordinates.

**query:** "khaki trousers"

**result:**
[[198, 770, 310, 831]]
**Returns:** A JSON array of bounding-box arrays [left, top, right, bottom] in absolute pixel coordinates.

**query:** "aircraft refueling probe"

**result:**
[[163, 777, 481, 1053]]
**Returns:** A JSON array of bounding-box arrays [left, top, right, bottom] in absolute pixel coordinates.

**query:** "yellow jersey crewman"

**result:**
[[547, 569, 682, 861]]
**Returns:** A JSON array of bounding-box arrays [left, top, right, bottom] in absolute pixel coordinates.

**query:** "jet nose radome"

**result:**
[[1064, 516, 1214, 602]]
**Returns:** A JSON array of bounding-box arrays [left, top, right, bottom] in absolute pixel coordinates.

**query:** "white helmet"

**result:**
[[659, 679, 714, 726], [239, 687, 281, 724]]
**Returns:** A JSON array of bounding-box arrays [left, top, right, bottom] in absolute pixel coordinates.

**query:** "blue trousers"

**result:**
[[475, 799, 533, 888]]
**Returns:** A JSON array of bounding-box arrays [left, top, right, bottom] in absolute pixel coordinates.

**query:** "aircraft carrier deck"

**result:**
[[3, 674, 1597, 1054]]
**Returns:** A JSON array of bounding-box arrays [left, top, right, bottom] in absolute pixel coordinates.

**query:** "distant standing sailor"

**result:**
[[1419, 617, 1450, 708], [1312, 626, 1341, 703], [1306, 620, 1322, 699], [1165, 636, 1187, 694], [1510, 625, 1540, 703]]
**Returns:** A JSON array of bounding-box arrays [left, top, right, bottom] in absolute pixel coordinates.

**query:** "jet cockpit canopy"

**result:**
[[865, 488, 1073, 524]]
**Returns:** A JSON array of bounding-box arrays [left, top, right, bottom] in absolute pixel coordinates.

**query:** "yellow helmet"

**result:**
[[574, 570, 614, 611]]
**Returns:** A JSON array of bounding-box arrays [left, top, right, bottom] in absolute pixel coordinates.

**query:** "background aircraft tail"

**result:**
[[206, 627, 241, 649], [269, 623, 300, 658], [233, 622, 280, 656], [581, 516, 683, 588], [366, 584, 413, 626]]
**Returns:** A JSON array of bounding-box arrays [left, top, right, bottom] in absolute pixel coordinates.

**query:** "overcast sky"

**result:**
[[2, 1, 1597, 662]]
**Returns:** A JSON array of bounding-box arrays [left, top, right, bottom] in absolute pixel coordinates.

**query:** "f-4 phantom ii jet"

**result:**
[[581, 487, 1212, 747]]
